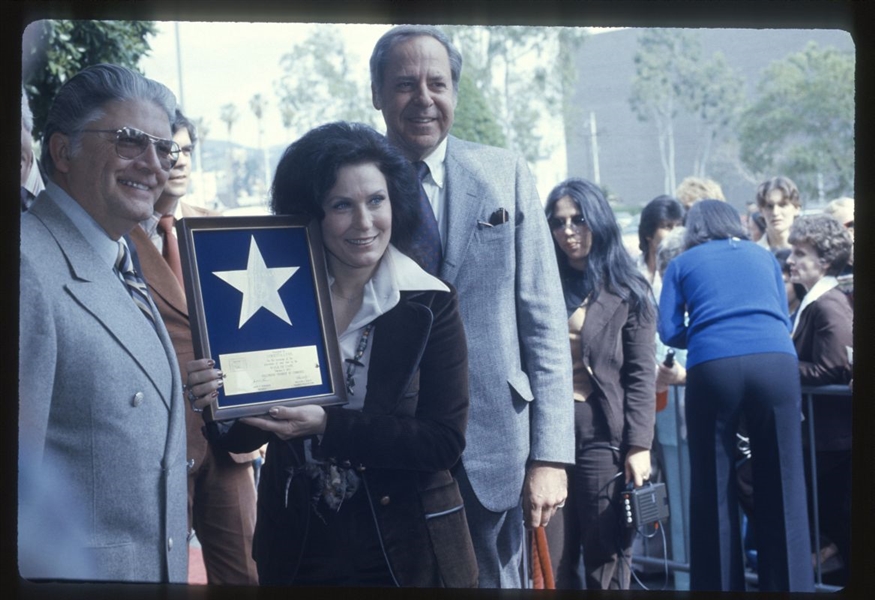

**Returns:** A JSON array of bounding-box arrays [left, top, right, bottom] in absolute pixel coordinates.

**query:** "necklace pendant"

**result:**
[[346, 378, 355, 395]]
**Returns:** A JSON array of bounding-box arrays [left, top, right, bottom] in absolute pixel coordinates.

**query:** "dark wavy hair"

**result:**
[[638, 195, 684, 261], [683, 199, 749, 249], [545, 178, 654, 320], [788, 214, 852, 276], [270, 121, 420, 253]]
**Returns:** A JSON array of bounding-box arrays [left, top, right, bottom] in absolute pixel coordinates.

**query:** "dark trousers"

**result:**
[[189, 445, 259, 585], [686, 353, 814, 592], [556, 401, 632, 590], [293, 488, 395, 587], [805, 448, 851, 585]]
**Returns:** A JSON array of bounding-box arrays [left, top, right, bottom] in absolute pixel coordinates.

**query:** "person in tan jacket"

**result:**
[[128, 110, 259, 585]]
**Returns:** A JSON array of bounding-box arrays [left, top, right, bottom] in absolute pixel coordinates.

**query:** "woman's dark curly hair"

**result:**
[[270, 121, 420, 253], [788, 214, 852, 276]]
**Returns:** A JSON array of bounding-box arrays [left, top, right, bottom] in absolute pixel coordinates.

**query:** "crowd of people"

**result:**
[[19, 24, 853, 593]]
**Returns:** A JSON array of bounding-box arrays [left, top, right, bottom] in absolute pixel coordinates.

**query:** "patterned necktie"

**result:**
[[409, 161, 443, 275], [158, 214, 185, 289], [115, 241, 157, 330]]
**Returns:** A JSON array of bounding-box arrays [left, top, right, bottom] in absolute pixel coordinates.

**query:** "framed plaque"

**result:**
[[177, 215, 346, 422]]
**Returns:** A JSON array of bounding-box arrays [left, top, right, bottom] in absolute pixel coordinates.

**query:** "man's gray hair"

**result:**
[[370, 25, 463, 95], [40, 63, 176, 176]]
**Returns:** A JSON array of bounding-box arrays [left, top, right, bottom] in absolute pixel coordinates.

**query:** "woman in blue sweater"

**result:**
[[659, 200, 813, 592]]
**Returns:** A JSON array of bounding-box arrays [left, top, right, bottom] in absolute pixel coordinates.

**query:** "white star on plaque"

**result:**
[[214, 236, 300, 328]]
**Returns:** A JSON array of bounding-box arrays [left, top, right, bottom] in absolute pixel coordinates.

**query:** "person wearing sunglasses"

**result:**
[[544, 178, 656, 590], [19, 64, 189, 583]]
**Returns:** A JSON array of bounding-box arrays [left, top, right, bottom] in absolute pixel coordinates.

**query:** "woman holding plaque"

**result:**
[[185, 122, 476, 588]]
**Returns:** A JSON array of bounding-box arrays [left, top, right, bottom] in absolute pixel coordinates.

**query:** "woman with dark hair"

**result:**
[[787, 214, 853, 585], [544, 178, 656, 590], [659, 200, 813, 592], [186, 122, 477, 588], [636, 195, 684, 299]]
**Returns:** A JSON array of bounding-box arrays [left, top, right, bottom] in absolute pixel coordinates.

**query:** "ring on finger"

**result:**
[[186, 387, 198, 403]]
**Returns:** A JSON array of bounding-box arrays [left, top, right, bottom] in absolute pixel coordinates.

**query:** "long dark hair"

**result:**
[[638, 195, 684, 262], [270, 121, 420, 253], [545, 178, 654, 320]]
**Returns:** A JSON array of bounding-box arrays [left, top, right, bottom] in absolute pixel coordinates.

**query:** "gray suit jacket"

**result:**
[[440, 136, 574, 512], [19, 191, 188, 583]]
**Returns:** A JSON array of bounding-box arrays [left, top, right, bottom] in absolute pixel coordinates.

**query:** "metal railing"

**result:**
[[632, 383, 851, 593]]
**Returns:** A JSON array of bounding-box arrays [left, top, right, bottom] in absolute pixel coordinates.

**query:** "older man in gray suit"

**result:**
[[19, 64, 188, 583], [370, 26, 575, 588]]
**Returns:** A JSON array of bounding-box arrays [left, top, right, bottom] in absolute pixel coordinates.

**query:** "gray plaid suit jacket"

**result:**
[[439, 136, 574, 512]]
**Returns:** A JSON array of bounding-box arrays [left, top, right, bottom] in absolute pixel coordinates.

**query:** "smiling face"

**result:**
[[550, 196, 592, 271], [787, 241, 828, 291], [373, 35, 456, 162], [157, 127, 193, 211], [321, 162, 393, 281], [52, 99, 172, 240], [761, 189, 800, 237]]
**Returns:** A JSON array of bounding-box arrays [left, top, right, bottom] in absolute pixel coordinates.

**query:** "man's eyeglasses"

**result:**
[[548, 214, 587, 231], [81, 127, 180, 171]]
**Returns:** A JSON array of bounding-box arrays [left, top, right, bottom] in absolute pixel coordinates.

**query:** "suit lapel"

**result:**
[[364, 293, 433, 414], [441, 137, 484, 285], [128, 225, 188, 318], [581, 289, 622, 347], [31, 196, 174, 411]]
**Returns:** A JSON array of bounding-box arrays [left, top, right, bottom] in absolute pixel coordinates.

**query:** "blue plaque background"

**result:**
[[192, 226, 333, 408]]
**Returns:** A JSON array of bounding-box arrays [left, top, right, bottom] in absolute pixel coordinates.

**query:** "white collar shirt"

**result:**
[[792, 275, 838, 337], [46, 181, 120, 271], [331, 244, 448, 411]]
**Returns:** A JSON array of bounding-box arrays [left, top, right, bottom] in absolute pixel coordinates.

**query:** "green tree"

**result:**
[[274, 25, 376, 138], [629, 29, 746, 193], [685, 52, 746, 179], [629, 29, 702, 194], [452, 70, 507, 148], [22, 19, 157, 140], [447, 25, 577, 165], [738, 42, 854, 201]]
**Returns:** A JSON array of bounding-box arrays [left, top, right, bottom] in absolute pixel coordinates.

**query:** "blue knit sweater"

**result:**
[[658, 238, 795, 369]]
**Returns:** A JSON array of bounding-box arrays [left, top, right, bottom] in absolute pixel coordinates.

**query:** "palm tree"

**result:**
[[219, 103, 239, 205], [249, 93, 271, 193]]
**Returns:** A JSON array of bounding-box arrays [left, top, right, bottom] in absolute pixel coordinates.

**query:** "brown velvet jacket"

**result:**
[[576, 286, 657, 451], [793, 286, 853, 451], [209, 286, 478, 588]]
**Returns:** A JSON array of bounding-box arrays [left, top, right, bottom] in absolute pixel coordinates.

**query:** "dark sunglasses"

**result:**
[[548, 214, 587, 231], [81, 127, 181, 171]]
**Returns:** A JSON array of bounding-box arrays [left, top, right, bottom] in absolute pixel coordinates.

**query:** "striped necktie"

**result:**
[[408, 161, 443, 275], [115, 241, 157, 330]]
